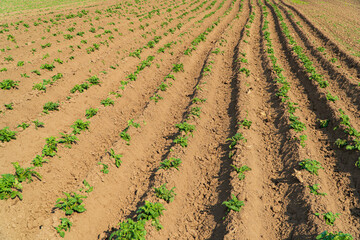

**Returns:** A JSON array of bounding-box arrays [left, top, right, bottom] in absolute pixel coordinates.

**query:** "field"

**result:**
[[0, 0, 359, 239]]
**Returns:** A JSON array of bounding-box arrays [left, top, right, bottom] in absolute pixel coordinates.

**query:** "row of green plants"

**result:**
[[261, 3, 307, 147], [264, 1, 353, 238], [110, 1, 246, 236], [271, 1, 359, 166]]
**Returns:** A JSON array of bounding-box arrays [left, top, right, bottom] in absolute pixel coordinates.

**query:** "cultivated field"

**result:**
[[0, 0, 359, 239]]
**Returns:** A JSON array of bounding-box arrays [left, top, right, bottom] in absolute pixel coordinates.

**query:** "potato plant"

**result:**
[[71, 120, 90, 134], [0, 127, 17, 142], [299, 159, 323, 175], [55, 192, 87, 215], [0, 79, 19, 90], [154, 183, 176, 203], [43, 101, 60, 114], [136, 201, 165, 230], [159, 157, 181, 170], [222, 194, 244, 213], [55, 218, 72, 238]]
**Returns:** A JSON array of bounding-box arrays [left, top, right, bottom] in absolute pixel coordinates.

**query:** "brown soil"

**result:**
[[282, 0, 360, 58], [0, 0, 359, 239]]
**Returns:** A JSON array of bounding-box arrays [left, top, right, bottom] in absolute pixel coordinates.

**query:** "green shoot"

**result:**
[[85, 108, 98, 119], [175, 122, 195, 136], [71, 120, 90, 134], [42, 136, 58, 157], [58, 133, 78, 148], [0, 79, 19, 90], [55, 192, 87, 215], [79, 180, 93, 193], [98, 162, 109, 174], [17, 122, 30, 130], [308, 184, 327, 196], [227, 133, 246, 149], [55, 218, 72, 238], [154, 183, 176, 203], [159, 158, 181, 170], [33, 119, 44, 129], [137, 201, 165, 230], [0, 127, 17, 142], [108, 148, 123, 168], [316, 231, 353, 240], [109, 219, 146, 240], [173, 136, 188, 147], [299, 159, 323, 175], [31, 155, 48, 167], [222, 194, 244, 213], [43, 101, 59, 114], [101, 98, 114, 106], [231, 165, 251, 180]]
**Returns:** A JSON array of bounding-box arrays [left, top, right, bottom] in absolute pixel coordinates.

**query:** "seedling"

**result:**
[[128, 119, 141, 128], [0, 80, 19, 90], [175, 122, 195, 136], [31, 155, 48, 167], [32, 70, 41, 76], [71, 120, 90, 134], [290, 115, 306, 132], [4, 55, 14, 61], [58, 133, 78, 148], [317, 47, 325, 52], [154, 183, 176, 203], [227, 133, 246, 149], [4, 103, 13, 110], [189, 107, 201, 118], [172, 63, 184, 72], [120, 130, 131, 145], [0, 127, 16, 142], [318, 119, 329, 128], [239, 117, 252, 129], [159, 158, 181, 170], [317, 212, 340, 226], [17, 122, 30, 130], [137, 201, 165, 230], [298, 134, 307, 148], [192, 98, 206, 103], [101, 98, 114, 106], [12, 162, 41, 183], [0, 174, 23, 200], [79, 180, 93, 193], [239, 67, 250, 77], [308, 184, 326, 196], [222, 194, 244, 213], [299, 159, 323, 175], [150, 93, 163, 102], [109, 219, 146, 239], [158, 82, 168, 91], [87, 75, 100, 85], [231, 165, 251, 180], [85, 108, 98, 119], [108, 148, 123, 168], [98, 162, 109, 174], [33, 119, 44, 129], [55, 218, 72, 238], [42, 136, 58, 157], [355, 157, 360, 169], [71, 83, 89, 93], [40, 63, 55, 71], [55, 192, 87, 215], [316, 231, 353, 240], [173, 136, 188, 147], [43, 101, 60, 114], [326, 92, 338, 102]]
